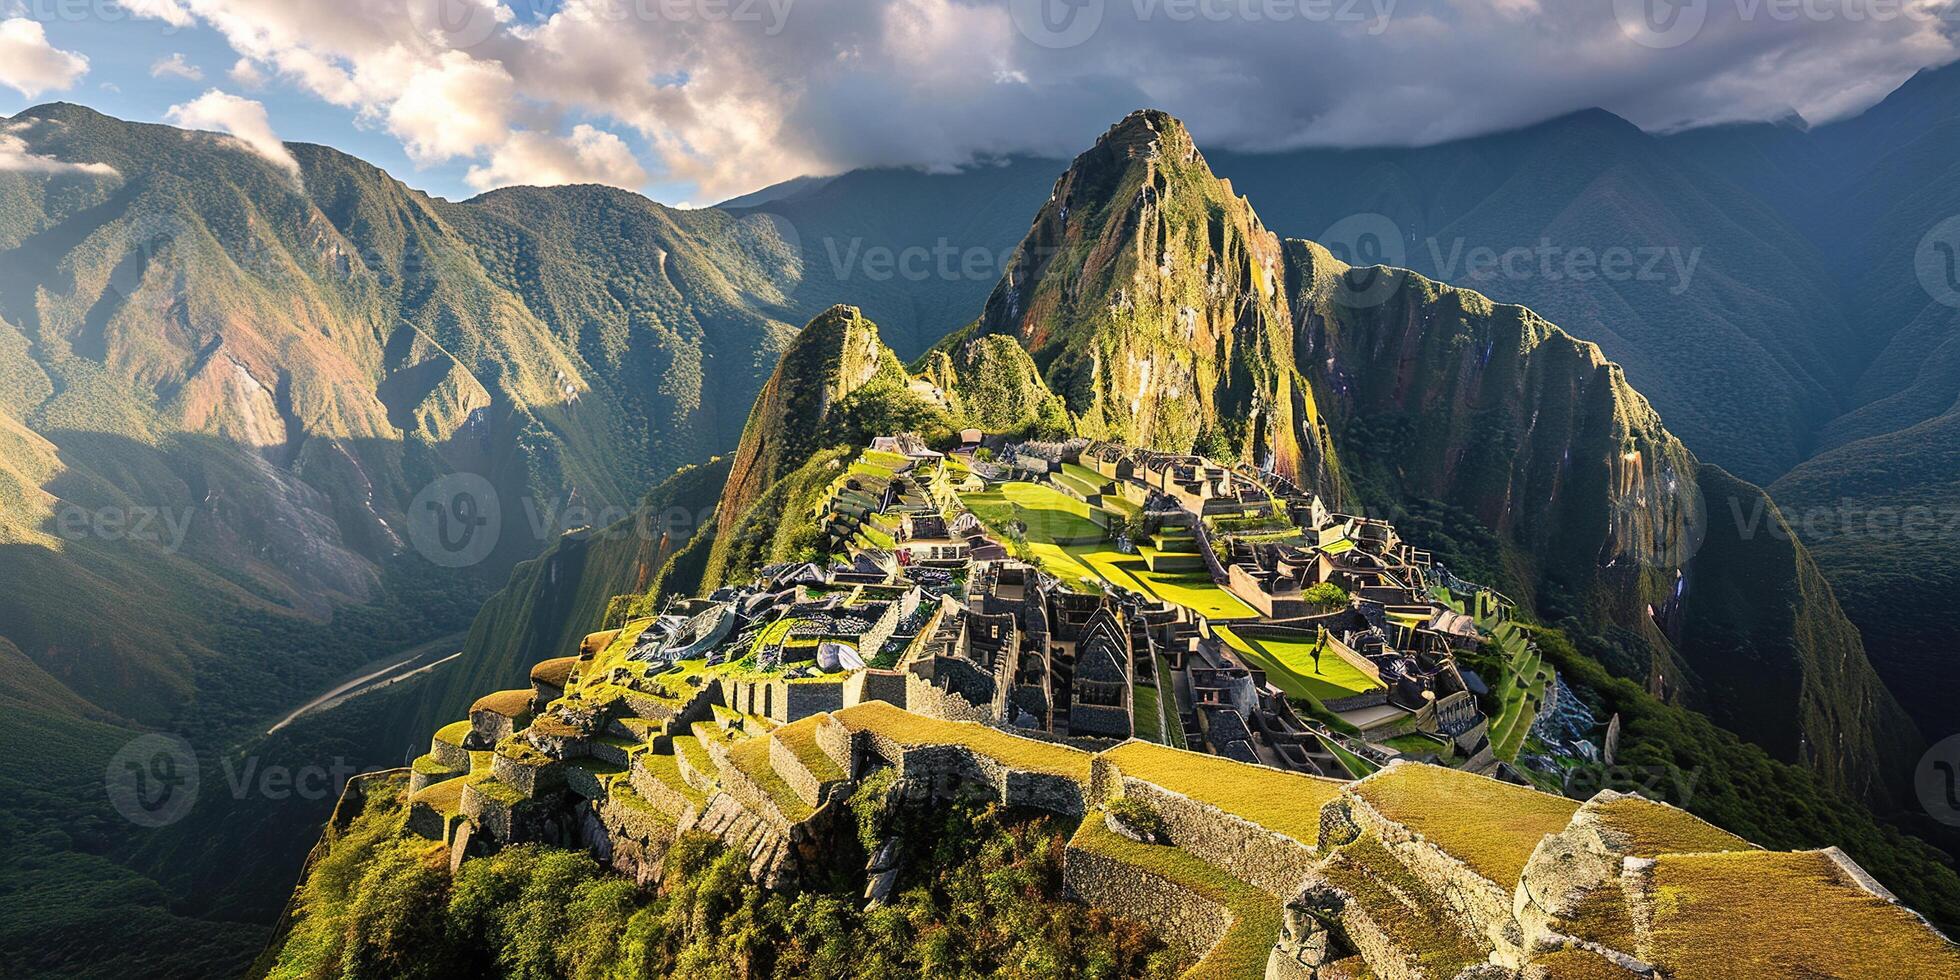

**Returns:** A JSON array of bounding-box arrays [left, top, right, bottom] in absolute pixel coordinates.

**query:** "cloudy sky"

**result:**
[[1, 0, 1955, 206]]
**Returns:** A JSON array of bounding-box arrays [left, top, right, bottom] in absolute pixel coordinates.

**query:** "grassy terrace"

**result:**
[[637, 751, 707, 807], [961, 481, 1110, 544], [727, 737, 814, 822], [1351, 764, 1579, 886], [833, 700, 1093, 780], [1101, 740, 1342, 846], [1316, 734, 1380, 779], [1588, 794, 1749, 858], [671, 734, 713, 777], [771, 716, 845, 782], [1132, 679, 1164, 743], [1487, 621, 1550, 761], [1154, 653, 1190, 750], [1072, 548, 1257, 620], [1215, 627, 1382, 701], [1644, 850, 1960, 979], [1070, 814, 1282, 980], [433, 719, 471, 747]]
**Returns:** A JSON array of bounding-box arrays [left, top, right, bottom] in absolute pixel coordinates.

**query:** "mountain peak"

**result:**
[[972, 110, 1338, 495]]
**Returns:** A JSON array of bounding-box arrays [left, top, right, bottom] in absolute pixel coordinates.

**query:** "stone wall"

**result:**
[[903, 671, 997, 724], [770, 735, 827, 809], [1063, 838, 1234, 962], [844, 669, 909, 710], [783, 681, 846, 722], [1099, 765, 1319, 898], [1332, 793, 1526, 962]]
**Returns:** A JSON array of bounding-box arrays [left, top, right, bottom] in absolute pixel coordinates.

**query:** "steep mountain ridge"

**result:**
[[970, 111, 1341, 500], [1281, 240, 1920, 802]]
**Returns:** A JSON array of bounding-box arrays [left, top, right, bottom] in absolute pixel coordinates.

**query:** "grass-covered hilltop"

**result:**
[[265, 423, 1960, 978]]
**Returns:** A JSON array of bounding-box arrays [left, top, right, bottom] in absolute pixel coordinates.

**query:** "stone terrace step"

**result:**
[[1316, 835, 1492, 980], [671, 734, 718, 794], [1065, 812, 1282, 980], [629, 749, 707, 818]]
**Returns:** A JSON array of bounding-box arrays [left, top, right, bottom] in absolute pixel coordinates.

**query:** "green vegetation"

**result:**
[[1131, 680, 1164, 743], [960, 481, 1111, 545], [1069, 815, 1281, 980], [1315, 735, 1380, 780], [1213, 628, 1381, 702], [1351, 764, 1580, 885], [271, 771, 1185, 979], [833, 701, 1093, 780], [1099, 741, 1341, 847], [1070, 549, 1257, 621]]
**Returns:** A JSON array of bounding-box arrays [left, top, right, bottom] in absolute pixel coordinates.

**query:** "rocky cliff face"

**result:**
[[974, 110, 1340, 500], [1280, 240, 1920, 802]]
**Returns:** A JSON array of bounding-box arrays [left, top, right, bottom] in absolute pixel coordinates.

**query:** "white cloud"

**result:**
[[151, 53, 205, 81], [229, 58, 266, 87], [386, 50, 516, 163], [0, 18, 89, 98], [117, 0, 1960, 202], [165, 89, 300, 177], [464, 124, 648, 192], [0, 128, 118, 177]]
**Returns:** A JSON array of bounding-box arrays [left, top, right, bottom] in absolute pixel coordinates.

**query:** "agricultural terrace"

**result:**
[[1068, 816, 1283, 980], [960, 481, 1108, 541], [1100, 740, 1342, 846], [832, 699, 1093, 781], [1350, 764, 1579, 885], [1642, 850, 1960, 979], [1214, 627, 1383, 701], [1072, 547, 1258, 621]]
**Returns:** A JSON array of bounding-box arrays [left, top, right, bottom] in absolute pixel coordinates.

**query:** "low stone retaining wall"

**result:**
[[1064, 840, 1233, 963], [1106, 771, 1319, 898], [904, 672, 996, 724], [1334, 794, 1525, 961], [770, 736, 826, 809]]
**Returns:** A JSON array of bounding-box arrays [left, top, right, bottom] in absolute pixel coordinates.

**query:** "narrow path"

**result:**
[[267, 632, 466, 734]]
